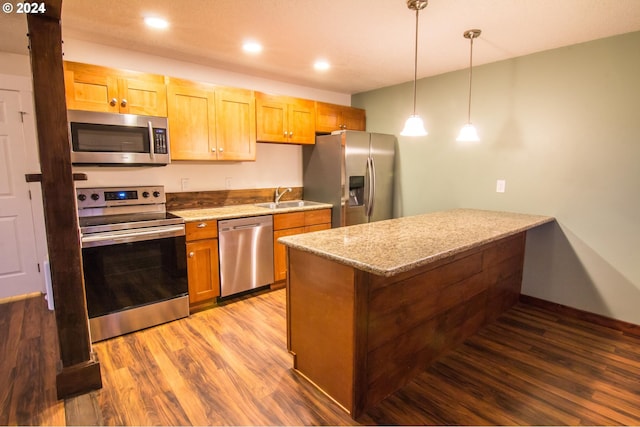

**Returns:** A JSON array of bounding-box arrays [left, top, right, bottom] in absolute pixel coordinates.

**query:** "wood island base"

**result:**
[[286, 232, 527, 419]]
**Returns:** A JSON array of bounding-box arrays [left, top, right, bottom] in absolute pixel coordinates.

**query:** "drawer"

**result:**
[[186, 220, 218, 241], [304, 209, 331, 226], [274, 212, 305, 230], [305, 223, 331, 233]]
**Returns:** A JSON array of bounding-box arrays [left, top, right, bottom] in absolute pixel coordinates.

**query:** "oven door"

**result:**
[[81, 226, 188, 340]]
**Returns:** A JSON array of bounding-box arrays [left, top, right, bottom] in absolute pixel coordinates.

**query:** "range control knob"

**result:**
[[77, 194, 87, 202], [91, 193, 100, 201], [153, 191, 161, 198], [142, 191, 150, 198]]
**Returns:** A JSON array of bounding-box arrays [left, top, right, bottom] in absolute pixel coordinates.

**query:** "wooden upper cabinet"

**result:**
[[256, 92, 316, 144], [315, 102, 366, 133], [215, 87, 256, 161], [167, 80, 216, 160], [63, 61, 167, 116], [167, 78, 256, 161]]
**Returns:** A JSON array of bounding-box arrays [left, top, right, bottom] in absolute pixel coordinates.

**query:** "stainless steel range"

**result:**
[[77, 185, 188, 342]]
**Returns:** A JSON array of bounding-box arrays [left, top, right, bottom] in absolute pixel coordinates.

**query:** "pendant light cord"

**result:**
[[466, 35, 474, 123], [412, 8, 419, 116]]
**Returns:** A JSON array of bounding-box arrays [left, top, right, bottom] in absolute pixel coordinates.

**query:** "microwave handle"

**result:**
[[148, 121, 155, 160]]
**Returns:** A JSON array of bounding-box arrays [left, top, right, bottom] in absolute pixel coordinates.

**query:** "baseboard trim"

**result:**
[[519, 294, 640, 338]]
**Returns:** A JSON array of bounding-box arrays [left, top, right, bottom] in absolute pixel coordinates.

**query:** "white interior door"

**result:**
[[0, 88, 42, 299]]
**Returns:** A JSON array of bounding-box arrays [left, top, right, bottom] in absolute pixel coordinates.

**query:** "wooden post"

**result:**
[[26, 0, 102, 398]]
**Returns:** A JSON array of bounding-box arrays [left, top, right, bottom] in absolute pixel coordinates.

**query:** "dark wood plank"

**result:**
[[0, 295, 65, 425], [26, 0, 102, 398], [3, 290, 640, 425]]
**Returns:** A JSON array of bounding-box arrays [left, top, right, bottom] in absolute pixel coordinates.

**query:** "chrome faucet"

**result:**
[[275, 186, 292, 204]]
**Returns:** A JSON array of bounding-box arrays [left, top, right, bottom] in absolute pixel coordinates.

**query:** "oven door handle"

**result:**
[[81, 225, 185, 248]]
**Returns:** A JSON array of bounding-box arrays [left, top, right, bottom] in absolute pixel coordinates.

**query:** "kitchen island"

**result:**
[[278, 208, 554, 418]]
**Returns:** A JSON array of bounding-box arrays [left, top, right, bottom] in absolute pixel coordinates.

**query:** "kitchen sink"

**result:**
[[255, 200, 325, 209]]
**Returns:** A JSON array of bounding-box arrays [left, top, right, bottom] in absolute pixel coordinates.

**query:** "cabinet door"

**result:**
[[342, 107, 366, 131], [273, 227, 305, 282], [289, 98, 316, 144], [315, 101, 341, 133], [186, 239, 220, 305], [167, 83, 217, 160], [216, 87, 256, 161], [315, 102, 366, 133], [256, 92, 288, 143], [119, 77, 167, 117], [64, 62, 119, 113]]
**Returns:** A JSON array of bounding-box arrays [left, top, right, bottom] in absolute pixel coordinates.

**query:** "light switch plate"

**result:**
[[496, 179, 506, 193]]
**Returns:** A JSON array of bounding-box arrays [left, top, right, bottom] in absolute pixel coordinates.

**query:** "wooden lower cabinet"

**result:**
[[273, 209, 331, 282], [185, 220, 220, 310]]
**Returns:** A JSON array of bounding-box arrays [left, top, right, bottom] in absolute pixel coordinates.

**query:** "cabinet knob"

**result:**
[[110, 98, 117, 106], [289, 131, 293, 137], [188, 251, 195, 258], [197, 223, 207, 228], [120, 99, 127, 107]]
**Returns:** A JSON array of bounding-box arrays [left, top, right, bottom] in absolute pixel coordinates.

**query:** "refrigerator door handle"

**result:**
[[369, 156, 376, 217], [365, 156, 375, 218]]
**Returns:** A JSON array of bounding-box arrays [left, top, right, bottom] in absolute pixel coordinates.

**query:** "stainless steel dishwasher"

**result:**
[[218, 215, 274, 298]]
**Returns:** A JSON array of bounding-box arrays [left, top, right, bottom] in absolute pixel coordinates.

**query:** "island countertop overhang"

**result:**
[[278, 208, 554, 277]]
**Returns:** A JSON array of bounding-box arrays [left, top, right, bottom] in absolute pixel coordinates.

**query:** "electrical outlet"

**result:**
[[225, 177, 232, 189], [181, 178, 189, 191], [496, 179, 506, 193]]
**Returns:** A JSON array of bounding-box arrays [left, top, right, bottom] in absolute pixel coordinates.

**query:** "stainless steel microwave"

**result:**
[[68, 110, 170, 166]]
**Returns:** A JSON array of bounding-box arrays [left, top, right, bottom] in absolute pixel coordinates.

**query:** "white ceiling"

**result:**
[[2, 0, 640, 94]]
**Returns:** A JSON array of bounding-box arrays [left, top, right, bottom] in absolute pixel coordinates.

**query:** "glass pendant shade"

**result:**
[[401, 115, 428, 136], [456, 123, 479, 142]]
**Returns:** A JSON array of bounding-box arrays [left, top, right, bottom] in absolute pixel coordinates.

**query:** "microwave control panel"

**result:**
[[153, 129, 168, 154]]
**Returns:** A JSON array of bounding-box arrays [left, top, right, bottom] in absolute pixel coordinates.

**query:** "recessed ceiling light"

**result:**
[[243, 41, 263, 54], [144, 17, 169, 30], [314, 60, 330, 71]]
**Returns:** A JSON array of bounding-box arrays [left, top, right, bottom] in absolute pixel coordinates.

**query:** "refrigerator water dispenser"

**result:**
[[349, 176, 365, 206]]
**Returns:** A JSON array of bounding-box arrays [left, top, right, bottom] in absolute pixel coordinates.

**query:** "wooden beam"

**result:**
[[26, 0, 102, 398]]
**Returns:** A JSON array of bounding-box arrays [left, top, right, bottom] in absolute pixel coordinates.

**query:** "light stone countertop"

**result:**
[[171, 201, 333, 222], [278, 208, 554, 277]]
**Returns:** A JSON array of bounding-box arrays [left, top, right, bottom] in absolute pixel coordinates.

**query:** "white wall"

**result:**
[[353, 32, 640, 325]]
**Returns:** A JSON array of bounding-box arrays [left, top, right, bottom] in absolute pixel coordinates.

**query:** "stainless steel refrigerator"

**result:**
[[303, 130, 396, 228]]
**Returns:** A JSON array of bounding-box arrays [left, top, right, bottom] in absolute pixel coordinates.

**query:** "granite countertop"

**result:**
[[278, 208, 554, 277], [171, 201, 333, 222]]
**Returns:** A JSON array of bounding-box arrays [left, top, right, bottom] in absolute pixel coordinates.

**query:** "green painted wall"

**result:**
[[352, 31, 640, 325]]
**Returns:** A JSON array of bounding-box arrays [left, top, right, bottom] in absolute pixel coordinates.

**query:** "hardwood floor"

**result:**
[[0, 294, 65, 425], [2, 289, 639, 425]]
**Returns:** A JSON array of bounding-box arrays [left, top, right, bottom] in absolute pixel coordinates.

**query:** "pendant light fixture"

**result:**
[[457, 29, 481, 142], [400, 0, 428, 137]]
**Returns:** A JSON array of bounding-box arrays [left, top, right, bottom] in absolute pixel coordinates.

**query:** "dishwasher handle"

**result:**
[[218, 215, 273, 233], [233, 222, 262, 230]]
